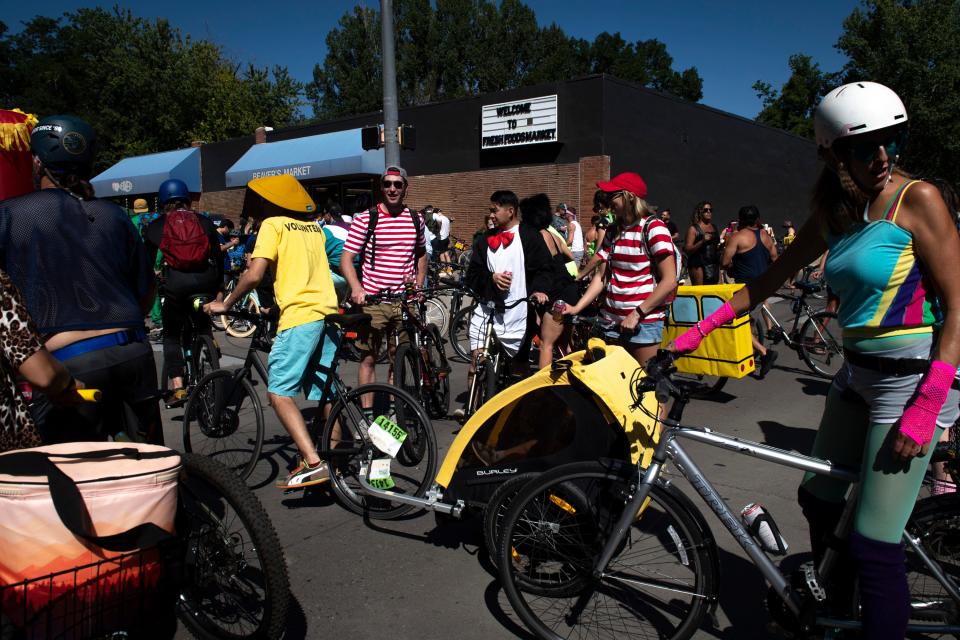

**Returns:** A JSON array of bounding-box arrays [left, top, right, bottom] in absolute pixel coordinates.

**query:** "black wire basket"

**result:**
[[0, 541, 182, 640]]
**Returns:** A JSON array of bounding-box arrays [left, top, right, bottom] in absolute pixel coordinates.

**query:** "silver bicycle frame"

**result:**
[[591, 423, 960, 629]]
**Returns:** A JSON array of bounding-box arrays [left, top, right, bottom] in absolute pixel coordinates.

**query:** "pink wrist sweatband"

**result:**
[[900, 360, 957, 447], [673, 301, 736, 354]]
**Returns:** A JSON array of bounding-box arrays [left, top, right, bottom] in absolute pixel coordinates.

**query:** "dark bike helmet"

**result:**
[[30, 115, 96, 177], [158, 178, 191, 206]]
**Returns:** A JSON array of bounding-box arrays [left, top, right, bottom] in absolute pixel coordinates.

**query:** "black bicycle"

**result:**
[[755, 280, 843, 378], [159, 293, 221, 404], [185, 310, 438, 519], [366, 286, 452, 420]]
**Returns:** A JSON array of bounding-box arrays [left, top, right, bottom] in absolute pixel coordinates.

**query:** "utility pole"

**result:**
[[380, 0, 400, 167]]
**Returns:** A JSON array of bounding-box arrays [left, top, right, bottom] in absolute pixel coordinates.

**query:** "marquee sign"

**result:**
[[481, 95, 558, 149]]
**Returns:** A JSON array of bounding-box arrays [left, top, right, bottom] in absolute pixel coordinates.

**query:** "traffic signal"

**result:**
[[361, 125, 382, 150], [398, 125, 416, 150]]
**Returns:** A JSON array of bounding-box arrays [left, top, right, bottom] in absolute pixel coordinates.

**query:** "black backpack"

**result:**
[[357, 206, 422, 269]]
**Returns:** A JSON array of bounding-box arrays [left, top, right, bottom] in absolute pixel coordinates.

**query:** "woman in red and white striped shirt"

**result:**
[[563, 172, 678, 364]]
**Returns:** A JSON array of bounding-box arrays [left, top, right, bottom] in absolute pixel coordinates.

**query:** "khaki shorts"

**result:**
[[355, 302, 405, 353]]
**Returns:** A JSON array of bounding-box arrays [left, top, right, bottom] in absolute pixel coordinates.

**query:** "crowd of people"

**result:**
[[1, 78, 959, 639]]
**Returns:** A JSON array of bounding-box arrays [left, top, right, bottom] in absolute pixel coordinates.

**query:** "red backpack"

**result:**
[[159, 210, 209, 271]]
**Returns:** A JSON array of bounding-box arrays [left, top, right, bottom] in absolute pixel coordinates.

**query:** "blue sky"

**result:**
[[6, 1, 859, 119]]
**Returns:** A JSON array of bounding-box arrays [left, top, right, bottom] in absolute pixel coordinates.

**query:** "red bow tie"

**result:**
[[488, 230, 515, 251]]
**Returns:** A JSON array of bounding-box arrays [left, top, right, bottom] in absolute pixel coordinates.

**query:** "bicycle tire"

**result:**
[[183, 369, 265, 480], [424, 324, 451, 418], [798, 311, 843, 379], [394, 342, 425, 410], [449, 304, 474, 362], [498, 460, 715, 640], [319, 382, 437, 519], [902, 493, 960, 625], [212, 280, 234, 331], [191, 335, 221, 387], [483, 472, 539, 569], [175, 453, 290, 640], [224, 295, 261, 339], [423, 297, 448, 337], [486, 351, 500, 401]]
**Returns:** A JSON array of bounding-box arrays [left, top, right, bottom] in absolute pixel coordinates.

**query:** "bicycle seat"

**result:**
[[794, 281, 822, 295], [326, 313, 372, 329]]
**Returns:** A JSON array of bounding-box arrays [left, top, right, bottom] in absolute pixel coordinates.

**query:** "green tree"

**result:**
[[306, 5, 382, 118], [2, 8, 303, 171], [838, 0, 960, 184], [755, 0, 959, 184], [306, 1, 703, 119], [753, 54, 839, 138]]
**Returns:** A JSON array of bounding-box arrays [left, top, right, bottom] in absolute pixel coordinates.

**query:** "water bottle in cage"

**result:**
[[791, 299, 802, 314], [741, 503, 789, 555]]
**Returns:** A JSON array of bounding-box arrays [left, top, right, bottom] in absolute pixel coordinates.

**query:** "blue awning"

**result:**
[[225, 128, 384, 188], [90, 147, 201, 198]]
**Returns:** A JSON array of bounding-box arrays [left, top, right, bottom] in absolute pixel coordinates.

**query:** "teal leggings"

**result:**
[[800, 386, 941, 544]]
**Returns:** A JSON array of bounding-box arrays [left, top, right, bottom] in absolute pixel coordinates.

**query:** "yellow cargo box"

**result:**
[[661, 284, 756, 378]]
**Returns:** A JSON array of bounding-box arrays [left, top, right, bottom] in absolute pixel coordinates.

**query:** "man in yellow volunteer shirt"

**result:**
[[204, 174, 338, 490]]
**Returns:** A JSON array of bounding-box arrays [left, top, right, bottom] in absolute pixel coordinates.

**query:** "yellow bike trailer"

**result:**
[[434, 339, 661, 510]]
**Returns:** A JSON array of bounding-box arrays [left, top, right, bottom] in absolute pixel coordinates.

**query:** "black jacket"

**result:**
[[465, 223, 552, 309]]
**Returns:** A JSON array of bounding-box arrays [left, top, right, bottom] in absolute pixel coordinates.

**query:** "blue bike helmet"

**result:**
[[30, 115, 96, 178], [158, 178, 191, 206]]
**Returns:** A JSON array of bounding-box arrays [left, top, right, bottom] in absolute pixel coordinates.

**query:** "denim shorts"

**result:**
[[267, 319, 340, 401], [604, 319, 665, 346]]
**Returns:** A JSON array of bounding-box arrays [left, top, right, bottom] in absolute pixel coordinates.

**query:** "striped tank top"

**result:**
[[824, 180, 942, 339]]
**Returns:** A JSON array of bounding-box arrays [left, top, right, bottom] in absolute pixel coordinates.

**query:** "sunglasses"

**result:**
[[382, 180, 405, 189], [846, 130, 907, 164], [701, 207, 713, 213]]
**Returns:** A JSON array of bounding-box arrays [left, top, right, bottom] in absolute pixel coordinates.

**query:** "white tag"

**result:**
[[367, 415, 407, 458], [370, 458, 392, 480]]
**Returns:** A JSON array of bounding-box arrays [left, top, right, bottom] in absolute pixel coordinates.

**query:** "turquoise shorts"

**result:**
[[267, 319, 340, 401]]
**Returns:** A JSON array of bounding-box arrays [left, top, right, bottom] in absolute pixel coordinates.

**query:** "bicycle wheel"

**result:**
[[423, 297, 448, 336], [318, 382, 437, 519], [183, 369, 264, 480], [212, 280, 234, 331], [224, 296, 261, 339], [394, 343, 425, 409], [191, 335, 221, 386], [498, 460, 715, 640], [798, 311, 843, 379], [483, 472, 539, 569], [903, 494, 960, 625], [449, 304, 474, 362], [423, 324, 450, 419], [175, 453, 290, 640]]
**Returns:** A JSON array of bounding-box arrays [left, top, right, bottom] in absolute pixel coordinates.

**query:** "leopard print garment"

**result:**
[[0, 269, 44, 452]]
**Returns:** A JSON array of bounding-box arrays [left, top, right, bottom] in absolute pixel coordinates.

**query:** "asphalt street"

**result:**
[[161, 295, 846, 639]]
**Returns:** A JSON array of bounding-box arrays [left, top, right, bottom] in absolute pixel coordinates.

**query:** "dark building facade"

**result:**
[[134, 74, 820, 237]]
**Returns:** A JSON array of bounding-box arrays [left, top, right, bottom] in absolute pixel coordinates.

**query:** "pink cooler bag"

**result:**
[[0, 443, 182, 639]]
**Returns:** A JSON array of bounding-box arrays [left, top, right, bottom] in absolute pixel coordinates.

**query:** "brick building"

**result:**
[[92, 74, 819, 237]]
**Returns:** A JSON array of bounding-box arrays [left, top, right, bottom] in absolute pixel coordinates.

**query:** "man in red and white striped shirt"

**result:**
[[341, 165, 427, 390]]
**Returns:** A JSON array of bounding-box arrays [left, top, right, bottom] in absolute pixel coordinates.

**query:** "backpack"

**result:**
[[357, 205, 422, 269], [641, 217, 683, 305], [159, 209, 209, 271]]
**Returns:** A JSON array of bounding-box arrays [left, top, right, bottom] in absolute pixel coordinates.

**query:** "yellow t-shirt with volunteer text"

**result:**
[[251, 216, 338, 331]]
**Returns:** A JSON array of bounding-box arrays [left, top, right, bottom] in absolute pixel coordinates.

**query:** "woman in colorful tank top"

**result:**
[[670, 82, 960, 639]]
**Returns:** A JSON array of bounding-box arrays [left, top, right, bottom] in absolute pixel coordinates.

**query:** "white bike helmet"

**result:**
[[813, 81, 908, 149]]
